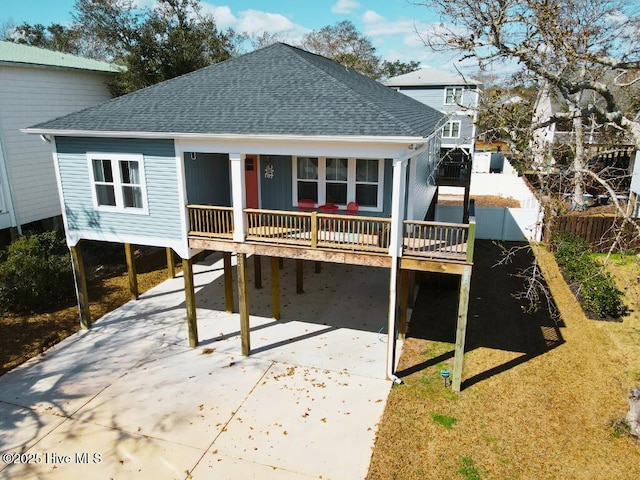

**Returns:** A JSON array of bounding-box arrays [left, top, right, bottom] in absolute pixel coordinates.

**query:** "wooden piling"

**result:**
[[223, 252, 234, 313], [183, 257, 198, 347], [238, 253, 251, 355], [124, 243, 138, 300], [271, 256, 280, 320], [69, 243, 91, 329]]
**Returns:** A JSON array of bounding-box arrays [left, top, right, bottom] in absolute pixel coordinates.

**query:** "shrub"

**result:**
[[0, 232, 74, 313], [552, 232, 625, 318]]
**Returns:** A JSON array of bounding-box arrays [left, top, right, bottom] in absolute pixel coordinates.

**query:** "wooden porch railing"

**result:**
[[187, 205, 474, 263], [403, 216, 475, 262], [187, 205, 234, 238], [437, 160, 471, 183], [244, 209, 391, 253]]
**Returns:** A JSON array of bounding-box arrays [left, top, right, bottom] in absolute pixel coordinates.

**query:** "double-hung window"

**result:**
[[293, 157, 384, 211], [88, 153, 148, 214], [442, 121, 461, 139], [444, 87, 464, 105]]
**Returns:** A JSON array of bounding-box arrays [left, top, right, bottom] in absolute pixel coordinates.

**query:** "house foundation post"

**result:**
[[238, 253, 251, 355], [452, 265, 472, 392], [124, 243, 138, 300], [398, 269, 410, 340], [223, 252, 234, 313], [183, 257, 198, 347], [254, 254, 262, 289], [271, 256, 280, 320], [296, 259, 304, 294], [69, 243, 91, 329], [166, 247, 176, 279]]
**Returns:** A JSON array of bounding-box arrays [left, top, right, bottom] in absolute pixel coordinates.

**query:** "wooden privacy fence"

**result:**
[[547, 214, 640, 253]]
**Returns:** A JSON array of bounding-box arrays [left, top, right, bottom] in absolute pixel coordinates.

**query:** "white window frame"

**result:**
[[442, 120, 462, 139], [292, 157, 384, 212], [444, 87, 464, 106], [87, 152, 149, 215]]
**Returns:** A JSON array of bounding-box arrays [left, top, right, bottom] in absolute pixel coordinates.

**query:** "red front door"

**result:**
[[244, 154, 259, 209]]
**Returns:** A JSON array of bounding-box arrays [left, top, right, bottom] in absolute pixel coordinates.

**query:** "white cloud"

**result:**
[[199, 3, 309, 45], [331, 0, 360, 15]]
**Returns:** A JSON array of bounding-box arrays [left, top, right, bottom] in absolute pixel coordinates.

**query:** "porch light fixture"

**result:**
[[440, 369, 451, 388]]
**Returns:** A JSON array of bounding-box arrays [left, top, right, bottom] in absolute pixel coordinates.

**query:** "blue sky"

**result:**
[[1, 0, 465, 69]]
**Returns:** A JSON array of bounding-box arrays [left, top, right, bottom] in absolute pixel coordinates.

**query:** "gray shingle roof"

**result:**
[[384, 67, 481, 87], [30, 43, 444, 139]]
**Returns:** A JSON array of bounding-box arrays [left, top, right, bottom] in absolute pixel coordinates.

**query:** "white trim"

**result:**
[[292, 156, 385, 212], [230, 153, 247, 242], [50, 137, 70, 239], [173, 145, 192, 260], [22, 128, 430, 145], [0, 129, 18, 229], [86, 152, 149, 215], [442, 121, 462, 139], [64, 229, 191, 259], [444, 86, 464, 106]]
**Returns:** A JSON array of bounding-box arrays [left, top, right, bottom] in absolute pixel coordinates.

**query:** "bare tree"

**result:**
[[419, 0, 640, 224]]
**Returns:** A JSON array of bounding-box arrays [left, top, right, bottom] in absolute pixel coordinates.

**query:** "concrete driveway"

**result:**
[[0, 253, 398, 479]]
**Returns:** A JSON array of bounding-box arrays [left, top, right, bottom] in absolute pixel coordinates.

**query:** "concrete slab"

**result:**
[[0, 253, 400, 479], [0, 416, 204, 480], [73, 348, 273, 450], [213, 362, 390, 480]]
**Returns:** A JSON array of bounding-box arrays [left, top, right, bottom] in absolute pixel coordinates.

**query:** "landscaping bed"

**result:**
[[0, 242, 176, 376]]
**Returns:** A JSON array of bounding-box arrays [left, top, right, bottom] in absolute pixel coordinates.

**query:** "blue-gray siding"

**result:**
[[184, 153, 231, 206], [55, 137, 183, 240], [395, 86, 477, 144], [260, 155, 293, 210], [409, 149, 437, 221]]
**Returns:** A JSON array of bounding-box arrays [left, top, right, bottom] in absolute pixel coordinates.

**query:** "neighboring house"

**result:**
[[384, 68, 482, 222], [24, 43, 476, 391], [0, 41, 119, 243], [384, 68, 481, 162]]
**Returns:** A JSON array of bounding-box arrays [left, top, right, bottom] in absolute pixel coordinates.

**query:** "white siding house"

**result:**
[[0, 41, 119, 240]]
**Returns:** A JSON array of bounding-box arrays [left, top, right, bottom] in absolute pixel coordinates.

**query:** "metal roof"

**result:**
[[0, 40, 121, 73]]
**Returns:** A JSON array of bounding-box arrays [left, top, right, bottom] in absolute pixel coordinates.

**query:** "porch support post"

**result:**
[[166, 247, 176, 279], [124, 243, 138, 300], [238, 253, 251, 355], [463, 186, 471, 224], [398, 269, 410, 340], [315, 261, 321, 273], [229, 153, 247, 242], [296, 259, 304, 294], [452, 265, 472, 393], [69, 243, 91, 329], [386, 156, 408, 382], [271, 256, 280, 320], [223, 252, 234, 313], [183, 257, 198, 347], [254, 254, 262, 289], [408, 271, 417, 308]]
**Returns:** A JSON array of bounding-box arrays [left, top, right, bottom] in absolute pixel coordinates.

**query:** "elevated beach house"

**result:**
[[24, 43, 476, 391]]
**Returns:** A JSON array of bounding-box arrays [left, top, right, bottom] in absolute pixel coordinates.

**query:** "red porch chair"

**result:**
[[297, 198, 315, 212], [346, 201, 359, 215]]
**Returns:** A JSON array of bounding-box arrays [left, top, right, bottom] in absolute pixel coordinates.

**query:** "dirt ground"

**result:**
[[0, 244, 177, 376], [367, 240, 640, 480]]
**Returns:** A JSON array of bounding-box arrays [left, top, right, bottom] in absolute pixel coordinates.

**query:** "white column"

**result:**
[[386, 157, 408, 382], [388, 158, 407, 256], [229, 153, 247, 242]]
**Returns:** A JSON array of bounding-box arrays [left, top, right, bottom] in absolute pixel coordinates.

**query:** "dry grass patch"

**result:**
[[0, 244, 177, 376], [367, 241, 640, 480]]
